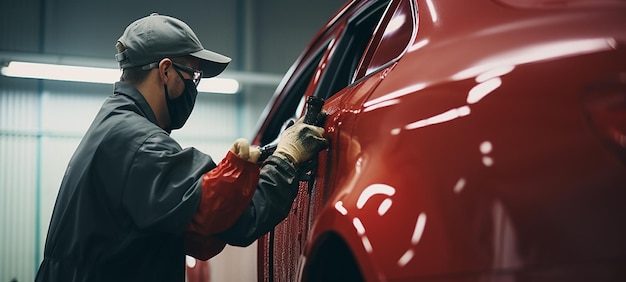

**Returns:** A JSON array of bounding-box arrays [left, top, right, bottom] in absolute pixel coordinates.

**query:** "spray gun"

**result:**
[[257, 96, 326, 163]]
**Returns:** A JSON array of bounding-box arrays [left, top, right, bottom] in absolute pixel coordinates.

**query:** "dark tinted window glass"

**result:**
[[315, 0, 392, 99], [260, 48, 326, 145]]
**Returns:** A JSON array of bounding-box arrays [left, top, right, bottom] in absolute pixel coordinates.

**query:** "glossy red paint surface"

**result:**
[[253, 0, 626, 281]]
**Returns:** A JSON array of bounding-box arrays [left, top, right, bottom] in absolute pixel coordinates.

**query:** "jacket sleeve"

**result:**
[[122, 132, 216, 234], [215, 155, 299, 247], [185, 232, 228, 261], [185, 151, 260, 260]]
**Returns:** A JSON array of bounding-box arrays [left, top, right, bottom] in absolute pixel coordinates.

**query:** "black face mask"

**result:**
[[163, 68, 198, 131]]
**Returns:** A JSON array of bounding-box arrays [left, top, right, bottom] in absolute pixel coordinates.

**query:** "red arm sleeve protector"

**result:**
[[185, 150, 260, 260]]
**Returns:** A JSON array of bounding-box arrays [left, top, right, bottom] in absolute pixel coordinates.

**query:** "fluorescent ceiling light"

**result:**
[[1, 61, 239, 94], [2, 61, 120, 83]]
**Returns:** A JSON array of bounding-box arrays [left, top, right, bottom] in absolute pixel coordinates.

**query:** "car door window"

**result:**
[[257, 0, 412, 145], [257, 46, 328, 146], [315, 0, 393, 100]]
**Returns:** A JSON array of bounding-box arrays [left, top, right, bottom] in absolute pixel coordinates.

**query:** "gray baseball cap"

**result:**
[[115, 13, 231, 78]]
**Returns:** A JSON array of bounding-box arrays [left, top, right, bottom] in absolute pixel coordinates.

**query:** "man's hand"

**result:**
[[230, 138, 260, 163], [274, 117, 327, 166]]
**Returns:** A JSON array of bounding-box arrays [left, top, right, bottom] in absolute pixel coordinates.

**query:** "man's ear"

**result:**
[[158, 58, 173, 83]]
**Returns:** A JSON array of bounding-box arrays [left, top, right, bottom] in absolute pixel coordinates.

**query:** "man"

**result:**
[[35, 13, 327, 281]]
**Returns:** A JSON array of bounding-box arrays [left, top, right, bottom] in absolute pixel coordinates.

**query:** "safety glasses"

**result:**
[[172, 62, 203, 86]]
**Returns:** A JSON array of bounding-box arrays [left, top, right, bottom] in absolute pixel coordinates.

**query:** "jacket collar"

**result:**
[[113, 81, 160, 127]]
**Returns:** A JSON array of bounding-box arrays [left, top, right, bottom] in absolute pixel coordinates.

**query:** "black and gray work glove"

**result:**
[[274, 117, 328, 166]]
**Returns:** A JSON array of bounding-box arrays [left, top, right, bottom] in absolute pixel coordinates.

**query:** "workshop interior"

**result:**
[[2, 0, 626, 281]]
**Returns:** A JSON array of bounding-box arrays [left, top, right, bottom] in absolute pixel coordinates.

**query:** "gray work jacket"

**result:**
[[36, 81, 298, 282]]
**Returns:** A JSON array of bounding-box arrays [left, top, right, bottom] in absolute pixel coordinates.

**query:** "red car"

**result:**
[[252, 0, 626, 281]]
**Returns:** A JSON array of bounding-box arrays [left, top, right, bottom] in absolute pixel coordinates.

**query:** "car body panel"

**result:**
[[254, 0, 626, 281]]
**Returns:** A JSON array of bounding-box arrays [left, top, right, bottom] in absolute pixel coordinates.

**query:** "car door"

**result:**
[[252, 0, 417, 281]]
